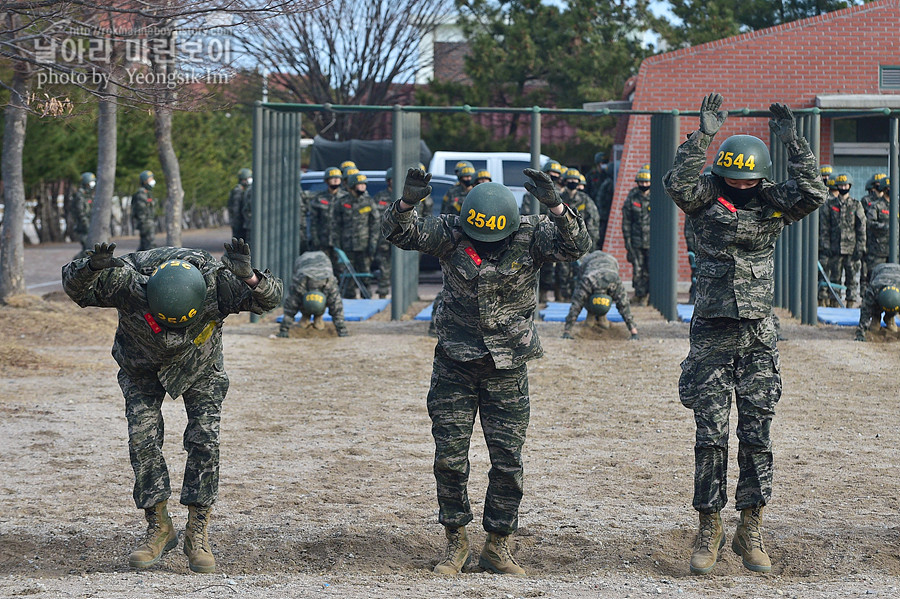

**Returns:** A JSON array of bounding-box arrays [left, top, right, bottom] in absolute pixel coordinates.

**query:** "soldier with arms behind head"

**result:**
[[664, 93, 828, 575], [61, 239, 282, 574], [384, 167, 590, 576]]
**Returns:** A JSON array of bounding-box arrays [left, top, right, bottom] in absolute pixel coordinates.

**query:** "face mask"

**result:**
[[147, 179, 156, 189], [470, 236, 511, 257], [638, 184, 650, 194], [838, 188, 850, 196], [565, 181, 579, 190], [328, 183, 341, 191], [246, 177, 253, 186], [88, 181, 96, 189], [724, 183, 759, 208]]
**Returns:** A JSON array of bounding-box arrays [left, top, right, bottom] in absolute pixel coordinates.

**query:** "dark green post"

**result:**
[[648, 112, 679, 321], [799, 111, 820, 324], [390, 106, 422, 320], [891, 116, 899, 264]]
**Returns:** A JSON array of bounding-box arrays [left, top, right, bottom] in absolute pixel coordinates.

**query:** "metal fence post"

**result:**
[[390, 106, 422, 319], [891, 117, 899, 264], [649, 112, 679, 321]]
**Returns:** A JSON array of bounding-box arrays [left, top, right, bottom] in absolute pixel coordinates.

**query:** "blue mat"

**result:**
[[677, 304, 694, 323], [275, 298, 390, 323], [539, 302, 623, 323], [817, 307, 859, 326], [415, 304, 433, 321]]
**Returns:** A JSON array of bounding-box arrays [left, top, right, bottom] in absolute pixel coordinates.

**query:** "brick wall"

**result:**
[[609, 0, 900, 287]]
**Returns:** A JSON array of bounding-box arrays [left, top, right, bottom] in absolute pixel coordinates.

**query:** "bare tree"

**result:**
[[239, 0, 453, 140]]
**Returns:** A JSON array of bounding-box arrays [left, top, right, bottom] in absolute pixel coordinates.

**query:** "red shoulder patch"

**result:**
[[717, 197, 736, 213], [342, 203, 352, 209], [143, 313, 162, 334], [632, 201, 641, 207], [319, 199, 329, 205], [464, 246, 482, 266], [831, 206, 840, 212], [882, 209, 890, 215]]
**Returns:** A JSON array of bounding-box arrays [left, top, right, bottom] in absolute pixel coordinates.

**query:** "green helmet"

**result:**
[[825, 175, 837, 190], [866, 175, 876, 191], [563, 168, 581, 182], [455, 161, 475, 179], [342, 166, 359, 180], [711, 135, 771, 180], [146, 259, 207, 329], [875, 177, 891, 192], [460, 182, 520, 242], [820, 164, 833, 177], [635, 168, 651, 184], [348, 172, 367, 187], [542, 161, 563, 177], [340, 160, 356, 170], [81, 172, 96, 186], [302, 290, 327, 316], [324, 166, 342, 180], [238, 168, 252, 182], [475, 169, 492, 182], [586, 293, 612, 316], [385, 167, 394, 181], [833, 172, 853, 187], [139, 170, 155, 185], [594, 151, 606, 164], [878, 285, 900, 313]]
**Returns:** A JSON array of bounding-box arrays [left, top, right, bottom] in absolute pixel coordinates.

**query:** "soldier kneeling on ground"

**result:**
[[855, 262, 900, 341], [561, 250, 638, 340], [383, 167, 591, 576], [62, 239, 283, 574], [277, 250, 349, 338]]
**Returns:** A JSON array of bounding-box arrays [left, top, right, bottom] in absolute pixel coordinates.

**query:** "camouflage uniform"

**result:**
[[72, 184, 93, 251], [383, 200, 590, 534], [622, 186, 651, 301], [862, 193, 890, 287], [596, 177, 615, 249], [62, 247, 282, 509], [664, 128, 827, 514], [821, 193, 866, 303], [281, 251, 347, 334], [227, 183, 250, 241], [520, 193, 554, 301], [132, 187, 156, 252], [684, 217, 697, 304], [309, 188, 347, 271], [333, 190, 379, 298], [856, 262, 900, 338], [440, 182, 472, 216], [563, 251, 636, 335], [555, 189, 600, 300], [239, 184, 253, 244], [372, 189, 394, 297]]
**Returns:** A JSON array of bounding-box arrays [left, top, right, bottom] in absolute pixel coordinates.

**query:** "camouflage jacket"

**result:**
[[334, 191, 379, 255], [562, 189, 601, 250], [564, 250, 635, 332], [283, 251, 345, 327], [383, 202, 591, 369], [227, 183, 247, 230], [131, 187, 155, 225], [309, 188, 347, 250], [664, 129, 828, 320], [240, 184, 253, 232], [622, 187, 651, 252], [864, 194, 890, 258], [858, 262, 900, 333], [822, 193, 866, 256], [372, 189, 394, 253], [62, 247, 282, 398], [684, 217, 696, 254], [519, 192, 548, 216], [72, 186, 93, 234], [440, 182, 472, 216]]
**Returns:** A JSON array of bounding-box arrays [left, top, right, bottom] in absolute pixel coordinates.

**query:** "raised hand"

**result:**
[[88, 242, 125, 271], [523, 168, 562, 209], [699, 93, 728, 136], [402, 168, 432, 205], [223, 237, 253, 279], [768, 102, 797, 145]]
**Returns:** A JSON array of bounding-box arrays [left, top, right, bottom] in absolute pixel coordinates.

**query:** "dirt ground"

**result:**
[[3, 239, 900, 598]]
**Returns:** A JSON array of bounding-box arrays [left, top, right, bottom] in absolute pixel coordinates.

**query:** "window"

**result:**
[[880, 65, 900, 90]]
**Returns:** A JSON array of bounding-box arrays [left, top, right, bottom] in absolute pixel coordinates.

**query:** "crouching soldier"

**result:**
[[277, 250, 349, 337], [562, 250, 638, 339], [383, 167, 590, 576], [62, 239, 282, 573], [855, 262, 900, 341]]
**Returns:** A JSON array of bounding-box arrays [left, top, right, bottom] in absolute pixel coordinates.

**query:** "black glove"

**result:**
[[562, 331, 573, 340], [223, 237, 253, 279], [769, 103, 797, 145], [630, 333, 640, 341], [88, 242, 125, 271], [402, 168, 432, 206], [523, 168, 562, 209], [699, 93, 727, 136], [855, 329, 866, 342], [336, 325, 349, 337]]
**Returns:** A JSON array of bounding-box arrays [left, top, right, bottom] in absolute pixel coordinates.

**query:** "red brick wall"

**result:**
[[609, 0, 900, 288]]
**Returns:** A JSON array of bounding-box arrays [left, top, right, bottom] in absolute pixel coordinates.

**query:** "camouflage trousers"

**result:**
[[824, 254, 861, 303], [554, 262, 575, 301], [134, 219, 155, 252], [340, 250, 371, 298], [679, 316, 781, 513], [629, 248, 649, 299], [118, 365, 228, 509], [427, 346, 530, 535], [862, 254, 887, 288], [372, 242, 392, 296]]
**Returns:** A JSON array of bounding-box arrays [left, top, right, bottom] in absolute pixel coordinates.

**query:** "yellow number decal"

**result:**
[[466, 209, 476, 224], [716, 151, 725, 166], [474, 212, 485, 228], [497, 215, 506, 230], [722, 152, 733, 167], [485, 215, 496, 230], [745, 155, 755, 170], [733, 154, 744, 169]]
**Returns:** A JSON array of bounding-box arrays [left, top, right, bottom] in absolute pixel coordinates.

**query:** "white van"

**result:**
[[428, 151, 551, 206]]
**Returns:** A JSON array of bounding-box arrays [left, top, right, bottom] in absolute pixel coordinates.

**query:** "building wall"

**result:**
[[608, 0, 900, 288]]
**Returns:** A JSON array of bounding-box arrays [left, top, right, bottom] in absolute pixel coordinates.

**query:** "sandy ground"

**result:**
[[2, 232, 900, 598]]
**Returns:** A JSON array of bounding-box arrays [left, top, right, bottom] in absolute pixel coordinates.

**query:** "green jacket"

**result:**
[[131, 187, 155, 225], [563, 189, 601, 250], [383, 202, 591, 369], [664, 129, 828, 320], [72, 185, 93, 235], [864, 195, 890, 258], [62, 247, 282, 398], [622, 187, 651, 253], [333, 191, 379, 255], [822, 193, 866, 256]]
